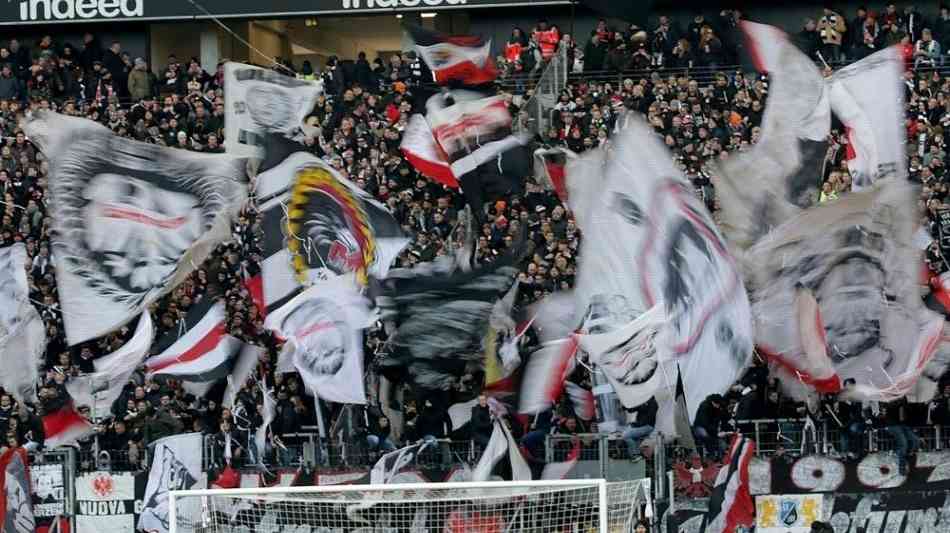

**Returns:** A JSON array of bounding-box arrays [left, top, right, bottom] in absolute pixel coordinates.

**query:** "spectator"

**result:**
[[797, 18, 822, 59], [0, 64, 18, 101], [128, 57, 151, 102], [914, 28, 942, 69], [881, 398, 920, 474], [532, 19, 560, 62], [622, 396, 657, 460], [470, 394, 493, 450], [937, 4, 950, 54], [693, 394, 727, 459], [367, 415, 396, 454], [583, 32, 607, 72], [818, 6, 847, 62], [696, 26, 724, 67]]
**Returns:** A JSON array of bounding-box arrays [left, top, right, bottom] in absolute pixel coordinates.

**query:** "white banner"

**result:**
[[0, 244, 46, 402], [570, 119, 753, 425], [224, 62, 322, 158], [138, 433, 205, 533], [24, 111, 247, 345], [75, 472, 136, 533], [265, 276, 372, 404]]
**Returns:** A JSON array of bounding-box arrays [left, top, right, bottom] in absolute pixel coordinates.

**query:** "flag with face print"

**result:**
[[24, 111, 247, 346]]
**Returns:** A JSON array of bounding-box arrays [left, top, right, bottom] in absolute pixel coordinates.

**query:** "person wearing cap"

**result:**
[[128, 57, 151, 102]]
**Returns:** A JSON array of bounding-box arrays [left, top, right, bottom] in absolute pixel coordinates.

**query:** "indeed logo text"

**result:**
[[19, 0, 144, 21], [342, 0, 468, 8]]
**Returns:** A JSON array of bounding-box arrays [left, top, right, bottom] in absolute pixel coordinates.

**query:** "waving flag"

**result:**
[[224, 62, 322, 158], [716, 22, 831, 249], [704, 436, 756, 533], [66, 313, 154, 415], [533, 147, 575, 204], [407, 26, 496, 87], [264, 276, 372, 404], [222, 343, 263, 409], [746, 180, 946, 401], [24, 111, 247, 346], [138, 433, 204, 533], [828, 46, 906, 190], [570, 119, 753, 427], [370, 441, 431, 485], [145, 299, 244, 393], [401, 114, 458, 188], [0, 447, 33, 533], [376, 253, 520, 391], [0, 244, 46, 402], [42, 404, 94, 449], [518, 338, 578, 415], [257, 151, 408, 309], [472, 419, 531, 482]]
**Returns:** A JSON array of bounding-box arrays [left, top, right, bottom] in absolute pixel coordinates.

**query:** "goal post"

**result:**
[[169, 479, 616, 533]]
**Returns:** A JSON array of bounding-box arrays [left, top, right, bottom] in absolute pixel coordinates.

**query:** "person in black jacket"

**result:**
[[470, 394, 493, 450], [693, 394, 727, 459], [367, 415, 396, 454], [622, 396, 657, 459], [882, 397, 920, 474]]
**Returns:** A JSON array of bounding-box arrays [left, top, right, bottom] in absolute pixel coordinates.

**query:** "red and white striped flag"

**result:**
[[704, 435, 756, 533], [407, 26, 497, 87], [518, 338, 579, 415], [43, 404, 94, 449]]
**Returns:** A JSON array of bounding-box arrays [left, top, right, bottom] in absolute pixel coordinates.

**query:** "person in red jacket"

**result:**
[[532, 20, 560, 61], [505, 27, 528, 64]]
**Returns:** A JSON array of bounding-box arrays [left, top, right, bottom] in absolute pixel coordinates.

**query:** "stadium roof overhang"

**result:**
[[1, 0, 573, 26]]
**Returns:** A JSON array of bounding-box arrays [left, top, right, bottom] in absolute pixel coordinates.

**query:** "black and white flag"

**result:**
[[264, 276, 372, 404], [369, 441, 431, 485], [224, 62, 322, 158], [138, 433, 204, 533], [471, 418, 531, 482], [376, 253, 520, 391], [0, 244, 46, 402], [24, 111, 248, 346], [257, 152, 408, 310], [0, 448, 33, 533], [66, 312, 154, 417]]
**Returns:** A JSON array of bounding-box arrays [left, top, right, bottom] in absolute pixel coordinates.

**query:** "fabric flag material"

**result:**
[[145, 299, 244, 393], [540, 438, 581, 480], [579, 306, 665, 410], [42, 404, 94, 449], [66, 312, 154, 414], [401, 114, 458, 188], [533, 147, 575, 205], [704, 436, 756, 533], [24, 111, 247, 346], [376, 253, 521, 391], [715, 22, 831, 250], [471, 419, 531, 482], [426, 91, 525, 178], [0, 244, 46, 402], [564, 381, 595, 421], [254, 380, 276, 465], [258, 151, 408, 309], [828, 46, 906, 190], [518, 338, 579, 415], [224, 62, 322, 158], [673, 367, 698, 452], [529, 290, 580, 345], [746, 180, 947, 401], [570, 119, 753, 426], [407, 26, 496, 86], [138, 433, 204, 533], [0, 447, 33, 533], [370, 441, 431, 485], [222, 343, 263, 409], [264, 276, 372, 404]]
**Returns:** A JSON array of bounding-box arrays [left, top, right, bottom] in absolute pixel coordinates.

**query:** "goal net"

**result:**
[[168, 479, 644, 533]]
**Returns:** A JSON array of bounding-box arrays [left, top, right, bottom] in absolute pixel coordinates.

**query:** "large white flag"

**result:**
[[138, 433, 205, 533], [828, 46, 906, 190], [224, 62, 322, 158], [570, 119, 753, 424], [471, 419, 531, 482], [66, 313, 154, 416], [265, 276, 372, 404], [0, 244, 46, 402], [24, 111, 247, 345]]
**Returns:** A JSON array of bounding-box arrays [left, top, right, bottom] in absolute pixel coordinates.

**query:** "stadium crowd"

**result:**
[[2, 4, 950, 477]]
